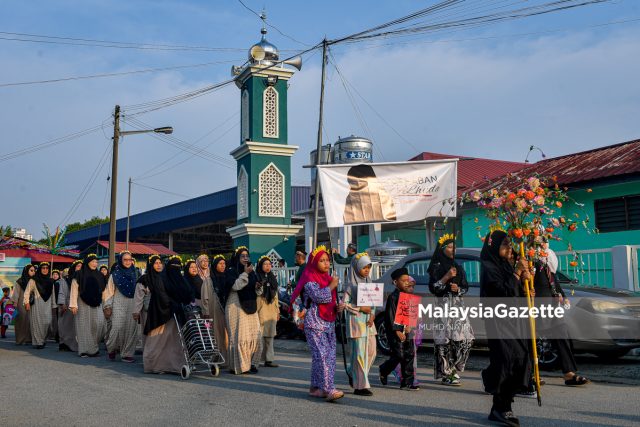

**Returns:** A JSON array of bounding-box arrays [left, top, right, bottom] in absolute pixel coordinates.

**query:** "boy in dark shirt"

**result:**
[[379, 267, 419, 390]]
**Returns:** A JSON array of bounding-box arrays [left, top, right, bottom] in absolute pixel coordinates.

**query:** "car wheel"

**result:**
[[536, 337, 558, 370], [375, 315, 391, 355], [593, 349, 630, 361]]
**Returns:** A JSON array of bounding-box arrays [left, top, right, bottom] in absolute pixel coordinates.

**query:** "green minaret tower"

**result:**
[[226, 25, 302, 264]]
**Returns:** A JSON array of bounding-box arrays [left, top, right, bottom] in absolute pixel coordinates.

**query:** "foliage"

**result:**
[[65, 216, 109, 234]]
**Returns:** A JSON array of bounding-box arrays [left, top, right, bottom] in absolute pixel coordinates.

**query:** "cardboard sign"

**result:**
[[393, 292, 421, 328], [357, 283, 384, 307]]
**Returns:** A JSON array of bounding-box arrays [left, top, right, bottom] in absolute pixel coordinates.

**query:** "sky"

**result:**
[[1, 0, 639, 239]]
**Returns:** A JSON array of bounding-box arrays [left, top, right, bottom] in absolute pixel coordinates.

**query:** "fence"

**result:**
[[555, 248, 612, 287]]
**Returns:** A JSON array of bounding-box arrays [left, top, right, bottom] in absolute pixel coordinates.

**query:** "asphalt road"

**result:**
[[1, 333, 639, 427]]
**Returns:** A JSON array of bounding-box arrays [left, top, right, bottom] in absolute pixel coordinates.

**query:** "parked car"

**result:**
[[373, 249, 640, 369]]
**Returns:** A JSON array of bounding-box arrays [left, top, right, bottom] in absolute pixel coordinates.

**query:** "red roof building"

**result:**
[[96, 240, 177, 256], [410, 152, 526, 193], [0, 249, 76, 263]]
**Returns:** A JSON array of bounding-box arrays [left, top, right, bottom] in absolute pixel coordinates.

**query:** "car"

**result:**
[[373, 249, 640, 369]]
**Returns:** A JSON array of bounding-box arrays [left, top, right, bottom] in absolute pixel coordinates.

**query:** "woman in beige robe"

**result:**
[[58, 261, 81, 352], [198, 255, 229, 368], [24, 263, 56, 349], [11, 264, 35, 345], [256, 256, 280, 367]]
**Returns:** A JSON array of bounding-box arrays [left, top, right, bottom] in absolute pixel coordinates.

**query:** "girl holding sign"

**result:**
[[344, 252, 378, 396]]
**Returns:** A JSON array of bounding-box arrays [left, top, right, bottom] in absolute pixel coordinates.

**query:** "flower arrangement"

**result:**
[[463, 175, 592, 262]]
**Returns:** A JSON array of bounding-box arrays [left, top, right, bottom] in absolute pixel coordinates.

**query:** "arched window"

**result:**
[[258, 163, 284, 217], [265, 249, 284, 268], [263, 86, 279, 138], [237, 166, 248, 219], [241, 90, 249, 142]]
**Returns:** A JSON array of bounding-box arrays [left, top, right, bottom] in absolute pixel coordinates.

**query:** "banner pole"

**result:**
[[520, 241, 542, 406]]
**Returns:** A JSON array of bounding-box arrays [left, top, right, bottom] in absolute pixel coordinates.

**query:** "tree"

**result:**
[[0, 225, 14, 237], [65, 216, 109, 234]]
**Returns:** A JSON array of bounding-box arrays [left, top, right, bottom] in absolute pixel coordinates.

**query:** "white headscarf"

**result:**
[[546, 248, 559, 274]]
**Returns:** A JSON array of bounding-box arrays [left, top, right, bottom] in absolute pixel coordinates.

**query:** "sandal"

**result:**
[[565, 374, 589, 386], [309, 389, 327, 398], [325, 390, 344, 402]]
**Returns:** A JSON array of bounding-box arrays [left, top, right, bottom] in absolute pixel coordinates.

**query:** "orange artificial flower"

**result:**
[[527, 249, 536, 258], [512, 229, 524, 239], [545, 227, 555, 233], [556, 201, 563, 208], [523, 229, 531, 236], [507, 193, 517, 202], [525, 191, 536, 200], [569, 261, 578, 267], [533, 229, 540, 237]]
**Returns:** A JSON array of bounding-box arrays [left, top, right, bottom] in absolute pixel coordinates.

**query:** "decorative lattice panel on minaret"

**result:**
[[237, 166, 248, 219], [259, 163, 284, 217], [241, 90, 249, 142], [263, 87, 279, 138]]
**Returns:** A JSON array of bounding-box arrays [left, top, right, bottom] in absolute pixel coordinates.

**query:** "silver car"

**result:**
[[374, 249, 640, 369]]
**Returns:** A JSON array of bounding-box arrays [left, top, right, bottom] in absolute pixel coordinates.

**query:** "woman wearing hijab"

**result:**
[[103, 251, 140, 363], [289, 246, 345, 402], [135, 255, 193, 374], [58, 261, 80, 352], [183, 259, 202, 305], [200, 254, 229, 368], [69, 254, 107, 357], [427, 234, 474, 386], [99, 265, 109, 278], [47, 269, 61, 343], [343, 252, 377, 396], [11, 264, 35, 345], [255, 256, 280, 368], [225, 247, 262, 375], [23, 263, 56, 349], [480, 230, 532, 426]]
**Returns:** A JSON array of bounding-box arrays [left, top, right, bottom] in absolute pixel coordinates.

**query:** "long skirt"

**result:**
[[306, 327, 337, 393], [13, 287, 31, 345], [75, 299, 105, 356], [47, 308, 58, 342], [29, 297, 53, 346], [225, 292, 262, 374], [106, 290, 138, 358], [143, 320, 184, 374], [58, 308, 78, 352], [210, 296, 229, 368], [347, 335, 377, 389]]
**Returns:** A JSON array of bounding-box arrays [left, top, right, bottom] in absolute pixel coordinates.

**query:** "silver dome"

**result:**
[[248, 28, 279, 64]]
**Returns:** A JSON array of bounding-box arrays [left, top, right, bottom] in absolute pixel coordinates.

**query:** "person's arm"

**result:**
[[304, 281, 333, 304], [23, 279, 35, 308], [58, 279, 69, 307], [69, 279, 79, 314], [232, 272, 249, 291], [332, 252, 350, 265], [102, 276, 116, 307]]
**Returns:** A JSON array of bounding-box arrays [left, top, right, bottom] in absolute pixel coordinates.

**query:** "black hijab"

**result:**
[[16, 264, 34, 291], [211, 256, 230, 309], [183, 260, 203, 299], [34, 263, 54, 302], [76, 254, 107, 307], [256, 257, 278, 304], [226, 247, 258, 314], [144, 256, 193, 334], [67, 260, 82, 284], [427, 236, 462, 289], [480, 230, 520, 298]]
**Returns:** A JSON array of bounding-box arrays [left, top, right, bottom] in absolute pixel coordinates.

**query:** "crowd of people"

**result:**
[[1, 231, 589, 426]]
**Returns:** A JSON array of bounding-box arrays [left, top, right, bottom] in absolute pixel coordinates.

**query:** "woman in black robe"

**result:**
[[480, 230, 533, 427]]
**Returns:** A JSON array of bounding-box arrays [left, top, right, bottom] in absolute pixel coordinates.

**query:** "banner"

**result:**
[[356, 283, 384, 307], [317, 160, 457, 227]]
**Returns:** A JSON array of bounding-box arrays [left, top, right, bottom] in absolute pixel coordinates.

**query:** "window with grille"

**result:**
[[263, 86, 279, 138], [259, 163, 284, 217], [594, 194, 640, 232], [241, 90, 249, 142], [237, 166, 248, 219], [265, 249, 284, 268]]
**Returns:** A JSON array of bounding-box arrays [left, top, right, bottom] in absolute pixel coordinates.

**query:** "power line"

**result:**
[[236, 0, 311, 47], [131, 181, 192, 199], [0, 59, 240, 88]]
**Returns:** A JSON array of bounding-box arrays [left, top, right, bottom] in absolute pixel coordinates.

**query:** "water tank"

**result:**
[[310, 144, 332, 199], [332, 135, 373, 164], [366, 239, 424, 263]]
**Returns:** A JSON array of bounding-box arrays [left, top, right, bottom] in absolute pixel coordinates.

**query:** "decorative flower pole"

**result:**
[[464, 175, 592, 407]]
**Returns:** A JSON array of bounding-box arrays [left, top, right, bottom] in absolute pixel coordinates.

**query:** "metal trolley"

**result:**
[[175, 305, 225, 380]]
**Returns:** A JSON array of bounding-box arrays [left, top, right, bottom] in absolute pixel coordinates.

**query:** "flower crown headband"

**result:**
[[213, 254, 225, 261], [148, 254, 161, 262], [86, 253, 97, 259], [169, 255, 182, 264], [438, 233, 456, 246], [354, 251, 369, 261], [258, 255, 270, 263], [39, 262, 51, 267], [99, 264, 108, 270], [311, 245, 327, 258], [235, 246, 248, 255]]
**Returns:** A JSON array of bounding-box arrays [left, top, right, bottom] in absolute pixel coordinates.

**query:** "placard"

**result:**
[[356, 282, 384, 307], [393, 292, 421, 328]]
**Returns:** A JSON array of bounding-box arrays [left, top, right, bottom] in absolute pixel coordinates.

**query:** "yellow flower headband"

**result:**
[[311, 245, 327, 258], [148, 254, 160, 261], [258, 255, 271, 263], [39, 262, 51, 267], [213, 254, 225, 261], [354, 252, 369, 261], [489, 222, 505, 233], [235, 246, 248, 254], [438, 233, 455, 246], [99, 264, 108, 270], [169, 255, 182, 264], [185, 258, 195, 264], [119, 250, 132, 256]]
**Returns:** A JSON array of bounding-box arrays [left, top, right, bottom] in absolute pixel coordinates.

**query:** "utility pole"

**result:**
[[126, 177, 132, 250], [108, 105, 120, 268], [312, 39, 328, 249]]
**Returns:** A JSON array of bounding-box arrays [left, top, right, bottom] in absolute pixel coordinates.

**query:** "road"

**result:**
[[1, 333, 639, 427]]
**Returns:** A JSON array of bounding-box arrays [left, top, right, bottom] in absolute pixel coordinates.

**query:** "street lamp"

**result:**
[[108, 104, 172, 267]]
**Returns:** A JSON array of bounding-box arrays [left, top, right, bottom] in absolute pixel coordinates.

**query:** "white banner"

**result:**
[[357, 283, 385, 307], [317, 160, 457, 227]]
